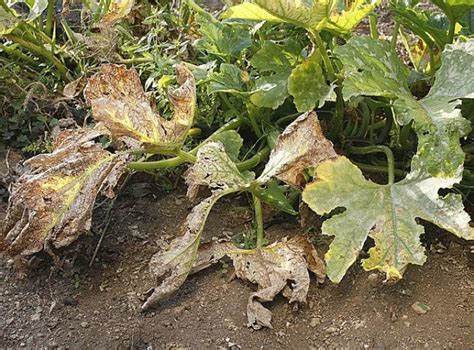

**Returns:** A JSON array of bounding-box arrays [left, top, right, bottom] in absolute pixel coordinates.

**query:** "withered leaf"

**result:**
[[142, 190, 235, 311], [85, 64, 196, 150], [192, 235, 326, 329], [258, 111, 337, 188], [1, 127, 128, 258]]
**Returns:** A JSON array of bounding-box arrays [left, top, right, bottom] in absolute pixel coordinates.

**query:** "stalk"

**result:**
[[348, 145, 395, 184], [45, 0, 55, 38], [369, 12, 379, 40], [253, 194, 264, 249], [390, 22, 400, 51], [447, 19, 456, 44], [5, 34, 68, 79]]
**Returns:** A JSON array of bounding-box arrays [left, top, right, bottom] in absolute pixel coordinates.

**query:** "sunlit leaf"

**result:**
[[431, 0, 472, 21], [85, 64, 196, 150], [325, 0, 381, 34], [1, 127, 128, 258], [302, 156, 473, 283], [258, 112, 337, 188], [250, 41, 294, 109], [336, 36, 473, 178], [100, 0, 134, 25]]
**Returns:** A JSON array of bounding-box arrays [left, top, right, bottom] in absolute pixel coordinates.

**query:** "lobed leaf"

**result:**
[[85, 64, 196, 150], [336, 36, 473, 178], [302, 156, 473, 283], [1, 127, 128, 259]]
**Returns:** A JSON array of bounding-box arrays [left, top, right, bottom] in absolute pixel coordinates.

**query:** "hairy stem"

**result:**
[[348, 145, 396, 184], [253, 194, 264, 249], [369, 12, 379, 40]]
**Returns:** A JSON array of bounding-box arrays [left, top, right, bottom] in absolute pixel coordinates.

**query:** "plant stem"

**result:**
[[253, 194, 264, 249], [447, 19, 456, 44], [309, 30, 336, 81], [353, 162, 406, 178], [348, 145, 395, 184], [369, 12, 379, 40], [237, 146, 270, 172], [391, 22, 400, 51], [5, 34, 68, 79], [45, 0, 55, 38]]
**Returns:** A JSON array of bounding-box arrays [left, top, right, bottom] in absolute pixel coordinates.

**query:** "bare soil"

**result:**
[[1, 184, 473, 349]]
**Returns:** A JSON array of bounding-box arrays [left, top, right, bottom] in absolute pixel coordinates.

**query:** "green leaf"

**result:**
[[431, 0, 472, 21], [288, 51, 332, 112], [302, 156, 473, 282], [207, 64, 247, 95], [0, 6, 18, 34], [336, 36, 473, 178], [250, 41, 294, 109], [207, 130, 244, 163]]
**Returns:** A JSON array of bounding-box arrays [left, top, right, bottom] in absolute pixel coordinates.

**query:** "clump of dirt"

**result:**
[[1, 186, 473, 349]]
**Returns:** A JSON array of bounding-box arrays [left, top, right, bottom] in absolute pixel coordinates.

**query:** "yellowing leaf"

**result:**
[[100, 0, 134, 25], [1, 127, 128, 259], [326, 0, 380, 34], [258, 112, 337, 188], [302, 156, 473, 283], [85, 64, 196, 150]]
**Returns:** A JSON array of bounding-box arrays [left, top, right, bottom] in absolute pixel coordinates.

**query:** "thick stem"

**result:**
[[369, 12, 379, 40], [45, 0, 55, 37], [348, 145, 395, 184], [309, 30, 336, 81], [253, 194, 264, 249], [447, 19, 456, 44], [390, 22, 400, 51], [237, 146, 270, 172], [5, 34, 68, 79]]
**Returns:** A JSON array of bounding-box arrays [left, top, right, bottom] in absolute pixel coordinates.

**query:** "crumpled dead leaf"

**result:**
[[142, 190, 234, 311], [85, 64, 196, 150], [1, 127, 128, 259], [192, 235, 326, 329], [258, 111, 337, 188]]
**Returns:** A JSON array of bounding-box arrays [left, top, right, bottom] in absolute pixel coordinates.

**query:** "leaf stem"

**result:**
[[369, 12, 379, 40], [447, 19, 456, 44], [348, 145, 395, 184], [253, 194, 264, 249], [390, 22, 400, 51]]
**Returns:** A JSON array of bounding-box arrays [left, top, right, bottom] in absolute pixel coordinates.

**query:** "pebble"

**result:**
[[31, 313, 41, 321], [411, 301, 430, 315], [325, 326, 337, 334], [310, 318, 321, 327], [80, 321, 89, 328], [6, 318, 14, 325]]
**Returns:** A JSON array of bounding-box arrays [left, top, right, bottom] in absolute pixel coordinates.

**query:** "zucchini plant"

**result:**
[[1, 0, 473, 329]]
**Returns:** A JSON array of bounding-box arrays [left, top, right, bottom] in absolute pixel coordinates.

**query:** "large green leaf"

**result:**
[[288, 50, 332, 112], [336, 36, 473, 178], [431, 0, 472, 21], [302, 156, 473, 282], [207, 64, 248, 95], [250, 41, 294, 109]]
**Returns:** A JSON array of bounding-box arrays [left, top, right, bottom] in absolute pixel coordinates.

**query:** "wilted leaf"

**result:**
[[1, 127, 128, 258], [302, 156, 473, 283], [85, 64, 196, 150], [192, 235, 326, 329], [142, 189, 235, 311], [250, 41, 294, 109], [258, 112, 337, 188], [288, 51, 332, 112], [336, 36, 473, 178], [185, 141, 254, 200], [100, 0, 134, 25]]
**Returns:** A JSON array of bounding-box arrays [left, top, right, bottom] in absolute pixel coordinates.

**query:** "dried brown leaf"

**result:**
[[1, 127, 128, 259], [192, 235, 326, 329], [85, 64, 195, 149], [258, 111, 337, 188]]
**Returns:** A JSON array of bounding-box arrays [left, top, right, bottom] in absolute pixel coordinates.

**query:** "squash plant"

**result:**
[[1, 0, 473, 329]]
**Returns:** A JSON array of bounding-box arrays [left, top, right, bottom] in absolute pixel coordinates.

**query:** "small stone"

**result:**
[[20, 343, 26, 347], [308, 301, 314, 309], [31, 313, 41, 321], [63, 297, 78, 307], [411, 301, 430, 315], [310, 318, 321, 327], [367, 273, 381, 287], [80, 321, 89, 328], [325, 326, 337, 334], [6, 318, 14, 325]]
